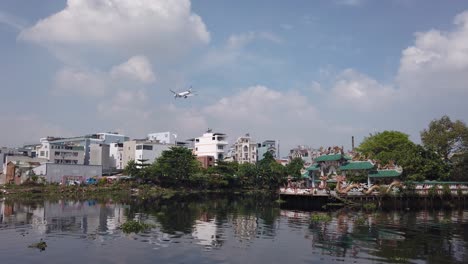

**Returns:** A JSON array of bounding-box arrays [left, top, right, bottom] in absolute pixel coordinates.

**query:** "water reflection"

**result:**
[[1, 195, 468, 263]]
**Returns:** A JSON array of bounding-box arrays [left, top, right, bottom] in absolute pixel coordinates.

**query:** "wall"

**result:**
[[33, 164, 102, 183]]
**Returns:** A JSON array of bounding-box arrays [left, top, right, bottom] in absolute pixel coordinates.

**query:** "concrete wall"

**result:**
[[33, 164, 102, 183], [89, 144, 111, 172]]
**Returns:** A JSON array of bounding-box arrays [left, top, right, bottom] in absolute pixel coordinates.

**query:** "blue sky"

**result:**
[[1, 0, 468, 153]]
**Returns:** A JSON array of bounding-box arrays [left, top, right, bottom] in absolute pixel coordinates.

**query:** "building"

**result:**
[[257, 140, 277, 161], [122, 140, 172, 168], [33, 163, 102, 184], [36, 138, 85, 165], [33, 133, 128, 165], [288, 145, 320, 166], [109, 143, 124, 170], [147, 132, 176, 144], [189, 130, 228, 162], [89, 144, 111, 173], [231, 133, 257, 164], [197, 156, 215, 168], [306, 146, 402, 188]]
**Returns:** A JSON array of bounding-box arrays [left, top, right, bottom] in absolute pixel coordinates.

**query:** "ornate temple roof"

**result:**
[[314, 154, 351, 162], [368, 169, 401, 178], [339, 161, 375, 171]]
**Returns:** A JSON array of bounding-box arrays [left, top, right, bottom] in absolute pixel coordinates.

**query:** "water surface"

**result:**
[[0, 195, 467, 263]]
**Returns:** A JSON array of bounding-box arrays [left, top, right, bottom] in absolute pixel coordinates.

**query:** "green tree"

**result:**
[[124, 160, 140, 177], [286, 157, 305, 180], [421, 115, 468, 162], [357, 131, 413, 164], [155, 146, 200, 185], [357, 130, 449, 181], [237, 162, 258, 188]]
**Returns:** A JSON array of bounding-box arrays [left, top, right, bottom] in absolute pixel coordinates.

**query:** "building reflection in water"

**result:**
[[0, 200, 128, 238]]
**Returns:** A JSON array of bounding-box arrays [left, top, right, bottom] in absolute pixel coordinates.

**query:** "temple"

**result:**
[[292, 146, 403, 195]]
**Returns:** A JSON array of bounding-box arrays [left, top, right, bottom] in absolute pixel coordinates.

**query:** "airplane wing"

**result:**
[[169, 89, 177, 94]]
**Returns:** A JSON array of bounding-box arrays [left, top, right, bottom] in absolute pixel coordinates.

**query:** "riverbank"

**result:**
[[0, 183, 274, 203]]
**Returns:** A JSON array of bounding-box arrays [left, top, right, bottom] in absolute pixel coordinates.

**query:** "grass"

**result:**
[[120, 220, 154, 234], [310, 213, 332, 223], [363, 203, 377, 211]]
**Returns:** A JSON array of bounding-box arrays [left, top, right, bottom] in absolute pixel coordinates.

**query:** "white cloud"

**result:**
[[330, 69, 396, 111], [54, 55, 156, 96], [0, 115, 72, 147], [199, 31, 283, 70], [110, 56, 156, 83], [0, 10, 26, 31], [397, 10, 468, 98], [335, 0, 365, 6], [19, 0, 210, 57], [54, 67, 108, 96]]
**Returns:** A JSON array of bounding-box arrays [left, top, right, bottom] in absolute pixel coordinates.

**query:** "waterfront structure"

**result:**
[[257, 140, 277, 161], [188, 129, 228, 162], [306, 146, 402, 189], [122, 139, 172, 168], [33, 163, 102, 184], [231, 133, 257, 164]]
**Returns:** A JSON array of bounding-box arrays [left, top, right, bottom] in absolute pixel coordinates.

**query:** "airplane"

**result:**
[[170, 87, 196, 99]]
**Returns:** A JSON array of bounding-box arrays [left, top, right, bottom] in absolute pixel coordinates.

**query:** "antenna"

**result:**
[[277, 140, 280, 158]]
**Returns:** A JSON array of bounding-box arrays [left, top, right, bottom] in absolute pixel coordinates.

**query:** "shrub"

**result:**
[[120, 220, 154, 234]]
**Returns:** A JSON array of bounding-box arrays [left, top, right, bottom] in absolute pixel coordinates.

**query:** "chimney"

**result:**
[[352, 136, 355, 151]]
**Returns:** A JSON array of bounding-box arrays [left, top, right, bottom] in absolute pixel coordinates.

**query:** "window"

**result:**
[[136, 145, 143, 150], [143, 145, 153, 150], [195, 139, 199, 142], [195, 147, 198, 151], [218, 145, 224, 150], [212, 137, 215, 140]]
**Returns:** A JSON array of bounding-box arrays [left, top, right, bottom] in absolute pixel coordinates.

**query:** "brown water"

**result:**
[[0, 194, 467, 263]]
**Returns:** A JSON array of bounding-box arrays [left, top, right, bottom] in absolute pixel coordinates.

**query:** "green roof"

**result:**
[[307, 164, 320, 171], [340, 161, 374, 171], [301, 171, 311, 178], [416, 181, 468, 185], [315, 154, 345, 162], [368, 170, 401, 178]]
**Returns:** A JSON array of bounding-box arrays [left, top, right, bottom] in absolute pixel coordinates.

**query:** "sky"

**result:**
[[1, 0, 468, 154]]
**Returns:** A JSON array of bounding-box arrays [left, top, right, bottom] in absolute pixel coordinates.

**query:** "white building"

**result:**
[[36, 138, 85, 165], [147, 132, 177, 144], [232, 133, 257, 164], [96, 132, 129, 144], [190, 130, 228, 162], [257, 140, 277, 161], [89, 144, 111, 172], [122, 140, 173, 168], [109, 143, 124, 170]]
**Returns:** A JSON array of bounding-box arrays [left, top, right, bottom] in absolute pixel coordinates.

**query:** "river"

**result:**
[[0, 194, 467, 263]]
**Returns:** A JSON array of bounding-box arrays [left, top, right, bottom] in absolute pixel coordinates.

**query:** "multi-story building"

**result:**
[[33, 133, 128, 166], [89, 144, 111, 173], [109, 143, 124, 170], [288, 145, 320, 166], [189, 130, 228, 162], [122, 140, 172, 168], [257, 140, 277, 161], [36, 138, 85, 165], [147, 132, 176, 144], [232, 133, 257, 164]]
